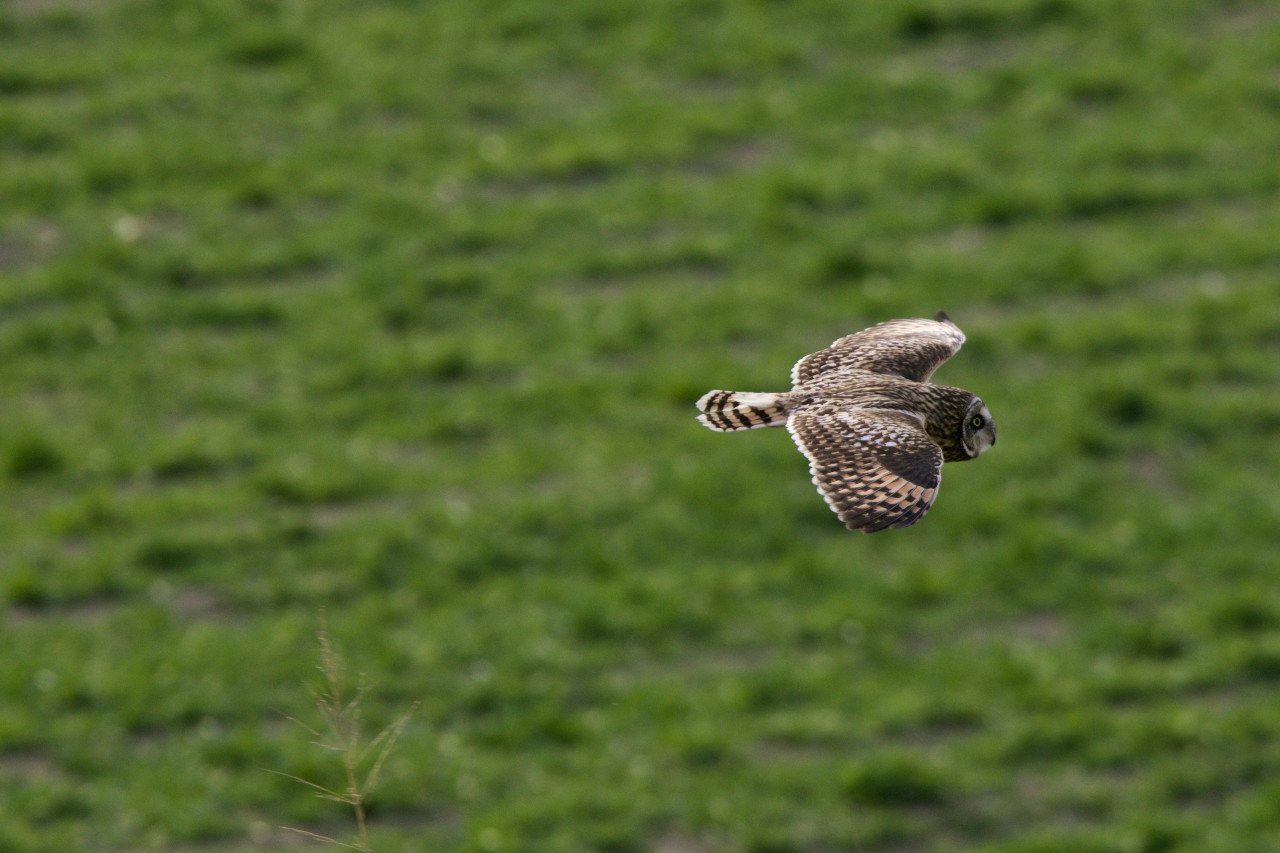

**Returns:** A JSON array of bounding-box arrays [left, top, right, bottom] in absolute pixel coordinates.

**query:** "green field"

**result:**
[[3, 0, 1280, 850]]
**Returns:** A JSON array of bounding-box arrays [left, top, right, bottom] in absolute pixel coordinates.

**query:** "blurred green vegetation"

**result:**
[[2, 0, 1279, 850]]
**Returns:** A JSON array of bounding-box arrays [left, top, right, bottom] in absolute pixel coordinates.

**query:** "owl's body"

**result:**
[[696, 311, 996, 532]]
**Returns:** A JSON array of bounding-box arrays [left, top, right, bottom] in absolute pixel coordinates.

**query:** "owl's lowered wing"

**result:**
[[787, 405, 943, 532], [791, 311, 965, 385]]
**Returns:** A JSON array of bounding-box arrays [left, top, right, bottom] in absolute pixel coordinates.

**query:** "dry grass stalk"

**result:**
[[275, 619, 418, 852]]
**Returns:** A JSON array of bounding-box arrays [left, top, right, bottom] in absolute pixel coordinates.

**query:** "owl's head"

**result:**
[[960, 397, 996, 458]]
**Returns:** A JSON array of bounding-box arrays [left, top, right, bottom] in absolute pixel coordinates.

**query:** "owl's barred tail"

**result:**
[[695, 390, 791, 431]]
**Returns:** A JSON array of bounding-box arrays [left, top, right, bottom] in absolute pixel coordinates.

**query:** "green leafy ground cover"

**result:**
[[2, 0, 1280, 850]]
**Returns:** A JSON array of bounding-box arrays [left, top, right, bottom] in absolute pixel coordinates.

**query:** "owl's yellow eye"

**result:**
[[971, 416, 984, 428]]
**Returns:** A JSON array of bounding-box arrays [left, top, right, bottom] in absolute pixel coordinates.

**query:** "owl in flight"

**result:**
[[696, 311, 996, 532]]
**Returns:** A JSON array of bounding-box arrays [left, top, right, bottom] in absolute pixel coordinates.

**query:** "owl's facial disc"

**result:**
[[969, 403, 995, 456], [962, 400, 996, 458]]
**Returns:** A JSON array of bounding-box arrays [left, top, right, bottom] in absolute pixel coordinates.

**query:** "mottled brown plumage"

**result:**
[[695, 311, 997, 532]]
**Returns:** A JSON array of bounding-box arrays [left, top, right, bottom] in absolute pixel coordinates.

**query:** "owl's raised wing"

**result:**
[[791, 311, 965, 386], [787, 404, 943, 533]]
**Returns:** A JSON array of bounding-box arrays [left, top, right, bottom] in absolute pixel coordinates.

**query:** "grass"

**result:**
[[277, 620, 416, 852], [1, 0, 1280, 850]]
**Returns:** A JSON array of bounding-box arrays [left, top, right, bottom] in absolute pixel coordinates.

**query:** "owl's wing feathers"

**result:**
[[791, 311, 965, 385], [787, 405, 943, 532]]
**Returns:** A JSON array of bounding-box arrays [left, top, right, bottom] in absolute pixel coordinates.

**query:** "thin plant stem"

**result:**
[[274, 617, 417, 853]]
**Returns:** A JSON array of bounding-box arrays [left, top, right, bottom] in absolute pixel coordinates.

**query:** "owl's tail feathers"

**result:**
[[695, 390, 790, 431]]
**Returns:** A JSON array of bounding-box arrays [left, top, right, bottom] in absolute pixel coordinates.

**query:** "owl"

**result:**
[[695, 311, 996, 532]]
